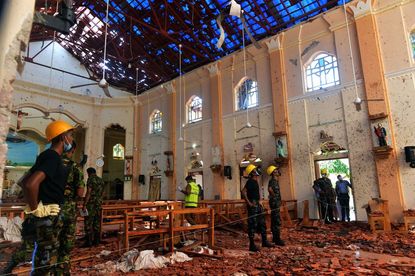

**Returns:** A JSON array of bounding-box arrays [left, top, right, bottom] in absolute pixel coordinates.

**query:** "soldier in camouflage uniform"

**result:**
[[57, 141, 85, 275], [266, 165, 285, 246], [2, 120, 74, 275], [82, 167, 104, 246], [241, 164, 273, 252]]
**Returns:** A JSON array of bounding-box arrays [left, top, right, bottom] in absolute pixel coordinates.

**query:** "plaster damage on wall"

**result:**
[[0, 3, 35, 199]]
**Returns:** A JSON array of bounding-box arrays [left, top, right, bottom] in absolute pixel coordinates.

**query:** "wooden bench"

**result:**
[[100, 201, 181, 239], [122, 207, 214, 252], [0, 206, 25, 219], [199, 200, 246, 226], [403, 210, 415, 231], [365, 199, 391, 232]]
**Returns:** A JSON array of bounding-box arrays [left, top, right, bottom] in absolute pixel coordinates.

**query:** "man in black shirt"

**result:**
[[7, 120, 74, 275], [241, 164, 273, 252]]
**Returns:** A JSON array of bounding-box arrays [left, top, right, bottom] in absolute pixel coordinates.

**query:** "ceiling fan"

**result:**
[[70, 78, 112, 98], [71, 0, 112, 98], [236, 120, 265, 133]]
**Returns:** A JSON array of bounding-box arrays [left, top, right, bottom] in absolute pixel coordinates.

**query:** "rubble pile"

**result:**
[[2, 221, 415, 275]]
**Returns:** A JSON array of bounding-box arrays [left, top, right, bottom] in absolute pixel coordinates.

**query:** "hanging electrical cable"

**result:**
[[178, 44, 184, 142]]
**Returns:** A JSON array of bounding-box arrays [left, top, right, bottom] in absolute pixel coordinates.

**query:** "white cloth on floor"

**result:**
[[0, 216, 23, 242], [134, 250, 169, 270]]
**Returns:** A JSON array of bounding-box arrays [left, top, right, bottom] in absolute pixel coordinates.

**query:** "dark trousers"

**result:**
[[338, 194, 350, 221], [269, 199, 281, 239], [247, 202, 267, 239], [185, 206, 197, 225], [320, 196, 334, 222]]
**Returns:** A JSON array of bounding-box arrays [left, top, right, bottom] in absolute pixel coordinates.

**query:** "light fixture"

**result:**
[[192, 143, 197, 149]]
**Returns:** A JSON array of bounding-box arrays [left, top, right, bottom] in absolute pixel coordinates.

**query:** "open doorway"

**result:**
[[315, 158, 356, 221], [103, 124, 126, 200]]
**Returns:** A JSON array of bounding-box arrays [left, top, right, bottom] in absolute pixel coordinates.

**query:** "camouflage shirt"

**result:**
[[86, 175, 104, 207], [268, 178, 281, 203], [62, 156, 85, 203]]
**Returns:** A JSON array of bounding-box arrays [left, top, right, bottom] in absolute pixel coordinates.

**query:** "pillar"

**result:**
[[351, 0, 404, 221], [165, 82, 177, 199], [131, 98, 142, 199], [265, 34, 295, 200], [207, 62, 225, 199], [0, 0, 35, 198]]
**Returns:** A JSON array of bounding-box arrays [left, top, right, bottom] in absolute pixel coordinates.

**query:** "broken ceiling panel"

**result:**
[[30, 0, 350, 94]]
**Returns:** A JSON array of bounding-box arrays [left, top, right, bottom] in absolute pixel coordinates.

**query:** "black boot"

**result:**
[[249, 237, 259, 252], [261, 234, 274, 248], [273, 235, 285, 246], [93, 233, 101, 245], [82, 234, 92, 247]]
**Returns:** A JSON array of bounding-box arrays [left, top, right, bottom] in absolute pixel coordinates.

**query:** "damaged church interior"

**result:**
[[1, 0, 415, 274]]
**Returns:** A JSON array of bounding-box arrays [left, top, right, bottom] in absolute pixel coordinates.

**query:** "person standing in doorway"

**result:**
[[335, 175, 353, 222], [3, 120, 74, 275], [242, 164, 273, 252], [82, 167, 104, 246], [57, 141, 85, 275], [180, 175, 200, 225], [266, 165, 285, 246], [314, 168, 336, 224]]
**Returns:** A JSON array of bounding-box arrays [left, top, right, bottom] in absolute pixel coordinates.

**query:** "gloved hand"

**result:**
[[177, 185, 183, 192], [24, 201, 60, 217]]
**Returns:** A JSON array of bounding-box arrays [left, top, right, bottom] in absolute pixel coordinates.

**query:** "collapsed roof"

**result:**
[[30, 0, 349, 94]]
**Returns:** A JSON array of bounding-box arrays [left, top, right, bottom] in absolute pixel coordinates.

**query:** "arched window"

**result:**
[[113, 143, 125, 160], [187, 96, 202, 123], [150, 110, 162, 133], [236, 78, 258, 110], [411, 31, 415, 59], [305, 53, 340, 92]]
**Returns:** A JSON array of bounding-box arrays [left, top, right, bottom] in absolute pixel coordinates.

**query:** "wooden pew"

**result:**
[[0, 206, 25, 219], [199, 200, 246, 226], [365, 198, 391, 232], [122, 207, 214, 252], [100, 201, 180, 239]]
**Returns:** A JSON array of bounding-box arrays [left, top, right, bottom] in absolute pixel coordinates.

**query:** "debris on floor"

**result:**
[[2, 222, 415, 275]]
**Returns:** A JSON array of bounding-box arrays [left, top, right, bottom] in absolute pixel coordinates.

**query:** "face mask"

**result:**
[[338, 177, 343, 181], [63, 137, 73, 153]]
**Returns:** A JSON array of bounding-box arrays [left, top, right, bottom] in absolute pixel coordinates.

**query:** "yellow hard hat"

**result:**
[[45, 120, 74, 141], [321, 168, 328, 175], [267, 165, 278, 176], [245, 164, 257, 175]]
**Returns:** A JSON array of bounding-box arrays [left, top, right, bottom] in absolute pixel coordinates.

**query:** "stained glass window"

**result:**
[[305, 53, 340, 92], [236, 79, 258, 110], [188, 96, 202, 123], [113, 143, 124, 160], [411, 31, 415, 60], [150, 110, 162, 133]]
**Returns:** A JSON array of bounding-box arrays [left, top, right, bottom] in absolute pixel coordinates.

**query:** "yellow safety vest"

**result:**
[[185, 182, 200, 207]]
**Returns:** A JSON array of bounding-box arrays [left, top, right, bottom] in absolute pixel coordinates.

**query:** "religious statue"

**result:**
[[212, 146, 221, 165], [374, 123, 387, 147], [276, 139, 286, 158]]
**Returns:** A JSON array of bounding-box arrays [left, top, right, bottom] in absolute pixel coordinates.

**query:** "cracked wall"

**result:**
[[0, 0, 35, 200]]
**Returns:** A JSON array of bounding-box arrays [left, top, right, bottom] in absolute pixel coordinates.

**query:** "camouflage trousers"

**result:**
[[2, 238, 34, 274], [20, 214, 63, 276], [84, 204, 102, 243], [269, 198, 281, 239], [57, 201, 77, 275], [247, 201, 267, 239]]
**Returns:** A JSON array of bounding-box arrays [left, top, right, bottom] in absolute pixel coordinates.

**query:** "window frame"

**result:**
[[150, 109, 162, 134], [187, 95, 203, 124], [410, 31, 415, 60], [305, 52, 340, 92], [235, 78, 259, 111]]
